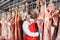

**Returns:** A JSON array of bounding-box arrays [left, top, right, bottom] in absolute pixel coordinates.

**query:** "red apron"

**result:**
[[25, 23, 38, 40]]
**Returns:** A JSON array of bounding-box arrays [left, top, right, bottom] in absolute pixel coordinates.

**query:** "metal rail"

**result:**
[[0, 0, 10, 6], [0, 0, 5, 3], [2, 0, 27, 10], [0, 0, 59, 12]]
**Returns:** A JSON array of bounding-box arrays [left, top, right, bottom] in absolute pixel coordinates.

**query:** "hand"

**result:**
[[38, 30, 42, 34]]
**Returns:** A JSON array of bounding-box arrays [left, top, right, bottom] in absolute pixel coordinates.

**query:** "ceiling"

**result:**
[[0, 0, 60, 12], [0, 0, 33, 11], [0, 0, 25, 10]]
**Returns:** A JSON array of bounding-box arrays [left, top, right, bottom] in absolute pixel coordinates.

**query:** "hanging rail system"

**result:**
[[0, 0, 59, 11]]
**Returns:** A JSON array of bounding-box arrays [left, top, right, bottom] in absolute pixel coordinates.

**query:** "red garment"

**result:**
[[25, 23, 38, 40]]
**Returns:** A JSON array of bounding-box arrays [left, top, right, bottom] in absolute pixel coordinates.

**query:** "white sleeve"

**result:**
[[30, 19, 34, 23], [23, 22, 39, 37]]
